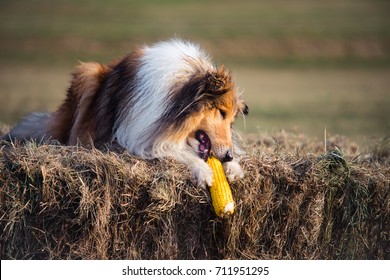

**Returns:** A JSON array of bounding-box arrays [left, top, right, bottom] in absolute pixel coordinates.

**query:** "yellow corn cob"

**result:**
[[207, 156, 235, 218]]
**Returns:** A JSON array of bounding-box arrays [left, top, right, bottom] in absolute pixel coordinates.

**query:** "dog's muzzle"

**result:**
[[196, 130, 234, 162]]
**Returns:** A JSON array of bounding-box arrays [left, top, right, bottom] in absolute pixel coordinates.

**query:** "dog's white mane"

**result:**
[[114, 39, 215, 158]]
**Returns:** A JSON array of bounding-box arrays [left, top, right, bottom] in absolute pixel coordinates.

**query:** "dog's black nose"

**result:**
[[223, 150, 234, 162]]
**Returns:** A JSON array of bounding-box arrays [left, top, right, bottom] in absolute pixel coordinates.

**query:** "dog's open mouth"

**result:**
[[196, 130, 211, 161]]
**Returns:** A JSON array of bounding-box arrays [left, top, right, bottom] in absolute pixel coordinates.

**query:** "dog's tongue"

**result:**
[[196, 130, 211, 161]]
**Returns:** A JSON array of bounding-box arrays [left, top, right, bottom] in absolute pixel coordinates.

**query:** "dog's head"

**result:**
[[167, 67, 248, 162]]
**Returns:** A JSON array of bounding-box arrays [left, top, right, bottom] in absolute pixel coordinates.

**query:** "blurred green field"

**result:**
[[1, 0, 389, 66], [0, 0, 389, 145]]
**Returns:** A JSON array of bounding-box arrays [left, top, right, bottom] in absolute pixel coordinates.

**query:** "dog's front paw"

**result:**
[[190, 163, 213, 189], [223, 161, 244, 182]]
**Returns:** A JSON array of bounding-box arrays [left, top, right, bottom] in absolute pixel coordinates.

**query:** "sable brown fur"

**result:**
[[47, 49, 144, 146], [92, 48, 144, 144], [48, 62, 111, 145]]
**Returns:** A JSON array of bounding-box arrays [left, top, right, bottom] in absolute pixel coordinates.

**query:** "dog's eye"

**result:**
[[219, 109, 226, 119]]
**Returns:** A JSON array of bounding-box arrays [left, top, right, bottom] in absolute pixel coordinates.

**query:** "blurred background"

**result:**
[[0, 0, 389, 146]]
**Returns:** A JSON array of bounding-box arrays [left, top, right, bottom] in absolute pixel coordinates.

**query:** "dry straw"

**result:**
[[0, 132, 389, 259]]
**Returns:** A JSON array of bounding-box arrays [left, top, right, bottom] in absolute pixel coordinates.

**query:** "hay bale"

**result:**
[[0, 133, 389, 259]]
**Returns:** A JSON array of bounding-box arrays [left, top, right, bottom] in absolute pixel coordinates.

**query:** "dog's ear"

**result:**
[[242, 104, 249, 116], [237, 99, 249, 116], [203, 67, 232, 96]]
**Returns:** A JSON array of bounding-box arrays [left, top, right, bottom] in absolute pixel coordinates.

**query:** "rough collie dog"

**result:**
[[5, 39, 248, 187]]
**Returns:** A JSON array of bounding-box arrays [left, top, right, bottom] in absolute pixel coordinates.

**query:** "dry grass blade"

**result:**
[[0, 132, 389, 259]]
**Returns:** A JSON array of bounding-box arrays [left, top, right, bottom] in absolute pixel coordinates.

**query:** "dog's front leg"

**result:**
[[189, 158, 213, 188], [163, 146, 212, 188], [176, 153, 212, 188], [223, 159, 244, 182]]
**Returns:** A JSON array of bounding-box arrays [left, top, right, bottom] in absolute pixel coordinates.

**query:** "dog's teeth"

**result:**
[[196, 130, 211, 161]]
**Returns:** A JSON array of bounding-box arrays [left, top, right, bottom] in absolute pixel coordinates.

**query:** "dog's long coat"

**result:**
[[5, 39, 248, 187]]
